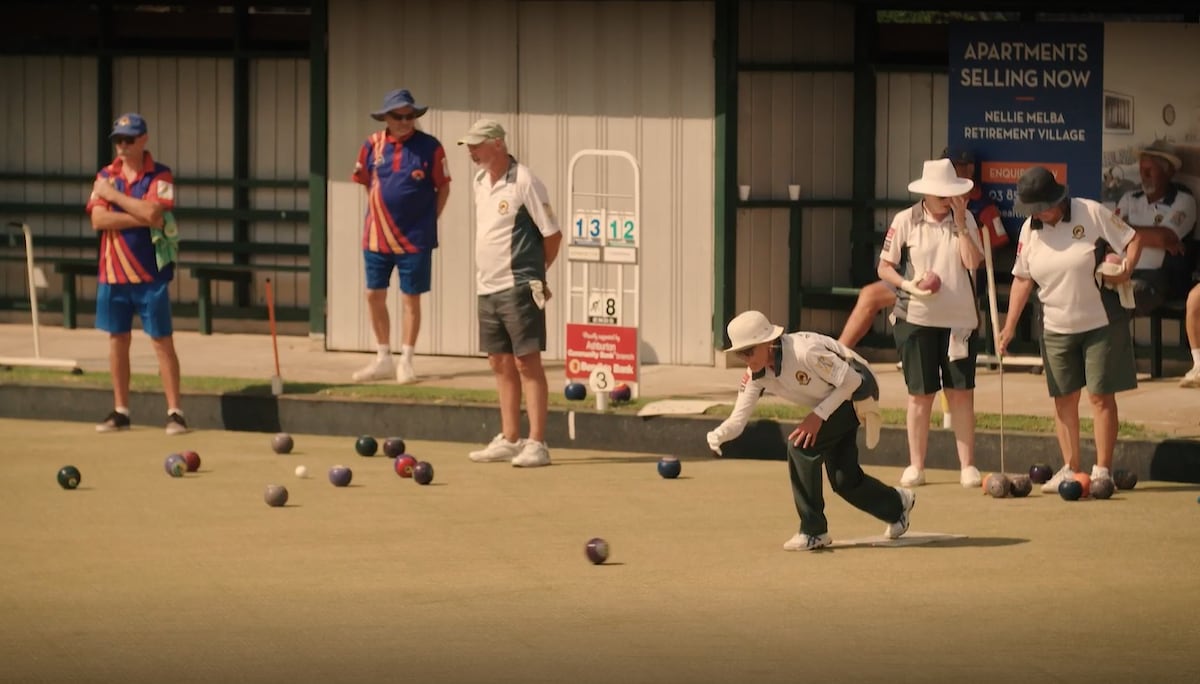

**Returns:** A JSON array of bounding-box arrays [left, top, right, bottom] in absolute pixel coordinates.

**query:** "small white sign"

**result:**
[[586, 290, 620, 325], [588, 364, 615, 394], [603, 246, 638, 264]]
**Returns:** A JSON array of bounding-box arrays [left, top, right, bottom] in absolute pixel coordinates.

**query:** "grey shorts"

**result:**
[[478, 282, 546, 357], [1041, 319, 1137, 397]]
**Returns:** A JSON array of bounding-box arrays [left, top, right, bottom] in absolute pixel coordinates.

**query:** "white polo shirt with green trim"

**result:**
[[1013, 197, 1136, 334], [880, 201, 982, 329], [472, 157, 561, 295], [1115, 183, 1196, 270], [708, 333, 868, 445]]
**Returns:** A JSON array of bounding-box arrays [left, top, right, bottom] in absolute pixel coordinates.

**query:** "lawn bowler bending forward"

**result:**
[[705, 310, 915, 552]]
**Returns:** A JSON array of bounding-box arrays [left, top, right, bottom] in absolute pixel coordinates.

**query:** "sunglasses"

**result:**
[[112, 135, 138, 145], [386, 112, 418, 121]]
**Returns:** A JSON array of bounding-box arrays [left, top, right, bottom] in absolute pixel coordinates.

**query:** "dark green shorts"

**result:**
[[1040, 317, 1137, 397], [893, 319, 978, 395]]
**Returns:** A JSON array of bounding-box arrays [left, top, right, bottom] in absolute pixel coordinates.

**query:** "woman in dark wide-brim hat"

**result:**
[[998, 165, 1143, 494]]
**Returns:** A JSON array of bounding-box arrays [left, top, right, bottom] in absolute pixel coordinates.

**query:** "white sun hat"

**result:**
[[907, 158, 974, 197], [723, 310, 785, 353]]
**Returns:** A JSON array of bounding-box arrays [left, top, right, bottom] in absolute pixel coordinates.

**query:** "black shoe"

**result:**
[[165, 411, 190, 436], [96, 410, 131, 433]]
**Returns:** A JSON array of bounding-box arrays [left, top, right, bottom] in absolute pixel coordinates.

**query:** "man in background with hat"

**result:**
[[350, 88, 451, 384], [1114, 139, 1196, 316], [999, 166, 1142, 493], [86, 112, 189, 435], [458, 119, 562, 468], [705, 310, 907, 552]]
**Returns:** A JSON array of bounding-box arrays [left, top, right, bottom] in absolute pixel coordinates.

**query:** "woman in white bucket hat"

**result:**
[[878, 158, 986, 489], [705, 310, 914, 551]]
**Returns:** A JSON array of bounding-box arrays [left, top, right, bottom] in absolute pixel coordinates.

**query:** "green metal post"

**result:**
[[95, 2, 114, 170], [232, 0, 251, 306], [788, 206, 802, 332], [712, 0, 738, 350], [308, 0, 328, 339]]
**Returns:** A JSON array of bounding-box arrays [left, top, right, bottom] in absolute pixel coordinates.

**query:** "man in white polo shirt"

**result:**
[[458, 119, 562, 468], [1115, 139, 1197, 315]]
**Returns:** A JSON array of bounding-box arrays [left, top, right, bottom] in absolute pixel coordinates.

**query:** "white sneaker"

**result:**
[[899, 465, 925, 487], [960, 465, 982, 488], [1180, 368, 1200, 388], [783, 531, 832, 551], [396, 359, 416, 384], [468, 434, 523, 463], [1042, 465, 1075, 493], [352, 356, 395, 382], [512, 440, 551, 468], [854, 398, 882, 449], [1091, 465, 1111, 481], [884, 487, 916, 539]]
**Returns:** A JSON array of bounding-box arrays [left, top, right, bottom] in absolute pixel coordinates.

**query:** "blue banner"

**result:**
[[948, 23, 1104, 238]]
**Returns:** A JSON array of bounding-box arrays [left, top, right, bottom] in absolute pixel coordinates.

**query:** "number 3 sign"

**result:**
[[588, 365, 614, 394]]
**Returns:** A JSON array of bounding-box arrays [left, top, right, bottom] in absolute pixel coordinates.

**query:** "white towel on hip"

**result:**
[[949, 327, 972, 362]]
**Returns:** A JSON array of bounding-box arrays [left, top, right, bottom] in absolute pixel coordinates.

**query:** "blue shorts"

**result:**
[[96, 281, 174, 338], [364, 250, 432, 294]]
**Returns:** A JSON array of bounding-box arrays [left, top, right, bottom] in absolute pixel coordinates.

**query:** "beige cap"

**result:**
[[457, 118, 506, 145]]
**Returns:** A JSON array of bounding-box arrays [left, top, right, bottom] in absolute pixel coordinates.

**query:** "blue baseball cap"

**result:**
[[370, 89, 428, 121], [110, 113, 148, 138]]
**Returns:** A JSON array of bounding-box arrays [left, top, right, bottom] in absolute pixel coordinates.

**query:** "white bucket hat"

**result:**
[[723, 310, 784, 353], [1138, 139, 1182, 171], [907, 158, 974, 197]]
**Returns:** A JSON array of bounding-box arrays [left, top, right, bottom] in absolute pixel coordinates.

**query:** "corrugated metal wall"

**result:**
[[249, 58, 310, 308], [325, 0, 715, 365], [0, 55, 310, 314], [0, 56, 96, 304], [734, 1, 856, 335]]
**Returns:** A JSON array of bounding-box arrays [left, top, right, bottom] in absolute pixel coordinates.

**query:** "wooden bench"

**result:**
[[35, 255, 306, 334], [1148, 299, 1188, 378], [52, 258, 100, 329], [188, 262, 307, 335]]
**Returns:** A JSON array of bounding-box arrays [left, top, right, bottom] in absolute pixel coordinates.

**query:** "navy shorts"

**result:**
[[364, 250, 432, 294], [95, 281, 174, 338]]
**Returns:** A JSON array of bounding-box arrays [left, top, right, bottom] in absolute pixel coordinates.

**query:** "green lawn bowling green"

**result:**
[[1, 418, 1198, 683]]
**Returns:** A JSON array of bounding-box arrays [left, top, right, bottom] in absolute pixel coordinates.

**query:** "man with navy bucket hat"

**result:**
[[350, 88, 451, 383]]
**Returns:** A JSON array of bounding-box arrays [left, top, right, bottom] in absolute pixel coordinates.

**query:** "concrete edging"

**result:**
[[2, 384, 1198, 483]]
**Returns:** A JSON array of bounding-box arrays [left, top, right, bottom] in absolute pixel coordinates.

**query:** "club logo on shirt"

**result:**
[[1171, 211, 1185, 225], [738, 370, 750, 392], [1071, 225, 1084, 239], [882, 226, 895, 251], [794, 371, 810, 385], [411, 169, 426, 181], [498, 200, 510, 215], [1154, 214, 1163, 225]]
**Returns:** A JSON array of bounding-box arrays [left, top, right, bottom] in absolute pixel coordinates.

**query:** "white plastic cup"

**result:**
[[738, 185, 750, 201], [788, 184, 801, 201]]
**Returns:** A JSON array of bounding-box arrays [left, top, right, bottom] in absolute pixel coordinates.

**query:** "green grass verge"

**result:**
[[0, 365, 1154, 439]]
